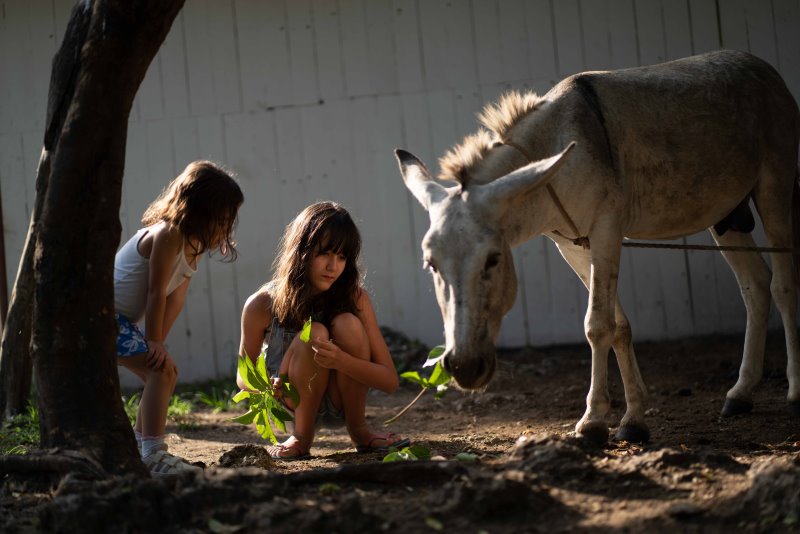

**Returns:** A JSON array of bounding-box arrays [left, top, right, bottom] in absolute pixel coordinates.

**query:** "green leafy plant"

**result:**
[[384, 345, 451, 425], [232, 352, 299, 443], [382, 444, 432, 462]]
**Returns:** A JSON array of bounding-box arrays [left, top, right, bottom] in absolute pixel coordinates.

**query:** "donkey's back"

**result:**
[[548, 50, 799, 239]]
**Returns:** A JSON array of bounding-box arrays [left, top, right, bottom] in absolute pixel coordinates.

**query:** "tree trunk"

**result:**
[[0, 151, 50, 422], [28, 0, 184, 475]]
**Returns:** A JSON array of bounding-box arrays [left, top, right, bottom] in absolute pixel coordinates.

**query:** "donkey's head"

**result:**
[[396, 143, 574, 389]]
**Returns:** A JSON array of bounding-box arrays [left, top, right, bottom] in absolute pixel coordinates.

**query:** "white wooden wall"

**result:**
[[1, 0, 799, 384]]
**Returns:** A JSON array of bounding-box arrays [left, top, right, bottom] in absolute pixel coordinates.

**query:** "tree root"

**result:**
[[0, 449, 107, 480]]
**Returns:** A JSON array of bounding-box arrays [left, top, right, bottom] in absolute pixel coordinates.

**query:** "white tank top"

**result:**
[[114, 227, 198, 323]]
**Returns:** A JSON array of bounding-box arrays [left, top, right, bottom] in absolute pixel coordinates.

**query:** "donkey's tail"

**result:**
[[794, 167, 800, 288]]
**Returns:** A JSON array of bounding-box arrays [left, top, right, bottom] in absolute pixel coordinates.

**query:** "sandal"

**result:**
[[143, 450, 203, 476], [355, 432, 410, 453], [267, 441, 312, 461]]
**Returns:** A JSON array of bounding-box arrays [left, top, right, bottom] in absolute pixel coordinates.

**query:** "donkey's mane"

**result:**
[[438, 91, 544, 184]]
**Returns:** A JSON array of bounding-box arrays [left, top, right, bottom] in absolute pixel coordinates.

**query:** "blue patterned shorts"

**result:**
[[116, 313, 148, 357]]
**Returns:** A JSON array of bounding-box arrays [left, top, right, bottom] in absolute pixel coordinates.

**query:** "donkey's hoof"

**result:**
[[615, 424, 650, 444], [789, 401, 800, 417], [577, 424, 609, 447], [720, 397, 753, 417]]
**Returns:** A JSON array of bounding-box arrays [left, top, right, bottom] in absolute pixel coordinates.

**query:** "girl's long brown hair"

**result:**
[[270, 202, 362, 329], [142, 160, 243, 261]]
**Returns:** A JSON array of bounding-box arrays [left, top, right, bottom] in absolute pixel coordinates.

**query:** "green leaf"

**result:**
[[266, 396, 292, 433], [423, 345, 445, 368], [247, 392, 266, 410], [400, 371, 427, 387], [232, 390, 250, 403], [237, 356, 257, 391], [382, 446, 422, 462], [270, 403, 293, 423], [230, 409, 257, 425], [428, 361, 451, 387], [455, 452, 478, 463], [270, 412, 286, 433], [407, 445, 431, 460], [257, 409, 277, 443], [299, 316, 312, 343], [243, 355, 268, 391], [382, 450, 409, 462], [256, 353, 269, 383], [281, 375, 300, 406]]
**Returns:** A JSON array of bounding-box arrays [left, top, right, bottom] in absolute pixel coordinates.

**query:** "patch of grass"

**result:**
[[0, 403, 40, 455], [122, 392, 140, 425], [167, 394, 199, 430], [194, 387, 236, 413]]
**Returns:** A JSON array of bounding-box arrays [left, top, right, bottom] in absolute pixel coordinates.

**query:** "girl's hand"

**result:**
[[146, 340, 170, 370], [310, 338, 341, 369], [271, 376, 284, 398]]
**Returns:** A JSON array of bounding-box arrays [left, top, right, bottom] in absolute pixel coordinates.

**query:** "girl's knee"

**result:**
[[309, 322, 330, 342], [330, 313, 365, 340], [147, 363, 178, 382], [331, 313, 369, 360]]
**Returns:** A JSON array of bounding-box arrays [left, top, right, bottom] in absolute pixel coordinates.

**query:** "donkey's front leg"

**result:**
[[612, 302, 649, 443], [575, 237, 622, 445]]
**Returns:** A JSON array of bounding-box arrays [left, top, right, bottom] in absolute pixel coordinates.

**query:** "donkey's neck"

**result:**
[[470, 126, 570, 248], [498, 186, 562, 248]]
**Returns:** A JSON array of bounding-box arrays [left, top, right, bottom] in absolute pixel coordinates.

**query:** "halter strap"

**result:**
[[502, 139, 590, 249]]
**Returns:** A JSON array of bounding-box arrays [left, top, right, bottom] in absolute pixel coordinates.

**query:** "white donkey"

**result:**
[[396, 50, 800, 444]]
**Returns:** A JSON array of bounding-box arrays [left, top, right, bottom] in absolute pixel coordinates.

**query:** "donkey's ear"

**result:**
[[476, 142, 575, 206], [395, 149, 448, 210]]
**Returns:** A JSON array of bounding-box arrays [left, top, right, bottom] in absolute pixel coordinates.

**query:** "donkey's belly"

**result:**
[[623, 172, 756, 240]]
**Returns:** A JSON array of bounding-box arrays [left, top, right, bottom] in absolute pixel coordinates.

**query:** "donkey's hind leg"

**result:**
[[753, 178, 800, 416], [711, 228, 772, 416]]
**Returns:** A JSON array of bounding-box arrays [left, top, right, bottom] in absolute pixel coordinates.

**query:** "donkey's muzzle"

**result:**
[[444, 351, 496, 389]]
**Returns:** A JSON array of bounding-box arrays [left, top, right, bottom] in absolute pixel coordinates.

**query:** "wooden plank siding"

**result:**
[[2, 0, 799, 385]]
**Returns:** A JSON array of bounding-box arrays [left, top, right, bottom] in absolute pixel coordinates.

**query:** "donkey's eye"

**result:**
[[423, 259, 437, 273], [484, 253, 501, 271]]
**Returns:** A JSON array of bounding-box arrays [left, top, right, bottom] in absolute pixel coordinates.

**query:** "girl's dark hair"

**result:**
[[142, 160, 243, 261], [270, 201, 362, 329]]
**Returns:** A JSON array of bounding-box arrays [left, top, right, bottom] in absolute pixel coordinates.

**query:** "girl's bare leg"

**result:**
[[279, 323, 331, 456], [327, 313, 400, 447], [117, 353, 177, 438]]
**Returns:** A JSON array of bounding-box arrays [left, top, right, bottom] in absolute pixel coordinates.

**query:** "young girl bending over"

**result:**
[[238, 201, 409, 459], [115, 161, 243, 475]]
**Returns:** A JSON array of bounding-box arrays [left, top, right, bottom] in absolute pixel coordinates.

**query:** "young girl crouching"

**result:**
[[237, 201, 409, 459]]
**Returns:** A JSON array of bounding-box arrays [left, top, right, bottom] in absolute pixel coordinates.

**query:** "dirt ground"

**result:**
[[3, 332, 800, 532]]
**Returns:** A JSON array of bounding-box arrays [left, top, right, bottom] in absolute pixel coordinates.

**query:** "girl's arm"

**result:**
[[236, 289, 272, 390], [144, 224, 183, 369], [312, 290, 400, 394]]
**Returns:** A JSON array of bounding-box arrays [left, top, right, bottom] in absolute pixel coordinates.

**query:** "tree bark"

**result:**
[[27, 0, 184, 475], [0, 151, 50, 422]]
